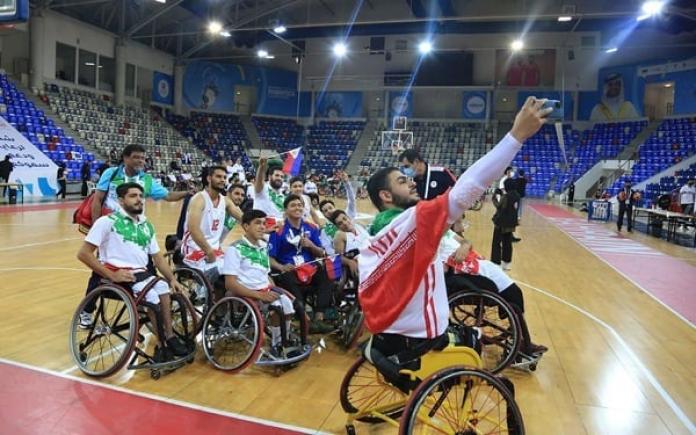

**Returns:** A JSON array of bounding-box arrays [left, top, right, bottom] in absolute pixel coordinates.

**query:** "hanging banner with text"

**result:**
[[0, 117, 57, 197]]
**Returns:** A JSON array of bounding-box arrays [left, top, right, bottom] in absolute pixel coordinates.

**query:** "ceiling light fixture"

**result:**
[[510, 39, 524, 51], [208, 21, 223, 34]]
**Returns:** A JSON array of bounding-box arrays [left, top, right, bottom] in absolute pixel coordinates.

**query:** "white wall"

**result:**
[[0, 26, 29, 76], [264, 31, 601, 92], [12, 10, 175, 99]]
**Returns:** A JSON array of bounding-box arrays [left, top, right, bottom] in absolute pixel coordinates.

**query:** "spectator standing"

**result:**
[[80, 161, 91, 197], [491, 178, 520, 270], [515, 169, 528, 220], [56, 163, 67, 199], [567, 180, 575, 205], [616, 182, 635, 232], [0, 155, 13, 197], [398, 148, 456, 200], [679, 179, 695, 215]]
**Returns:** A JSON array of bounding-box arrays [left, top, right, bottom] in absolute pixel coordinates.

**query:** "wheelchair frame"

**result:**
[[201, 289, 313, 373], [340, 342, 525, 434], [69, 277, 198, 380]]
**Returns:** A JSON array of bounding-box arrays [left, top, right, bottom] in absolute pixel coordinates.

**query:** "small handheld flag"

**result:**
[[324, 255, 343, 281], [282, 147, 303, 176]]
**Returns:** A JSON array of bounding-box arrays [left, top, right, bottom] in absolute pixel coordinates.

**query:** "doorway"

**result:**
[[234, 85, 256, 114], [643, 82, 675, 120]]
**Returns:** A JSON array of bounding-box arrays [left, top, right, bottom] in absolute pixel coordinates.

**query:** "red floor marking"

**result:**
[[0, 361, 308, 435], [0, 201, 81, 214], [530, 203, 696, 326]]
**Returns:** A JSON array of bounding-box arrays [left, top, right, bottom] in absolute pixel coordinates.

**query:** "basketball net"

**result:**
[[382, 116, 413, 156]]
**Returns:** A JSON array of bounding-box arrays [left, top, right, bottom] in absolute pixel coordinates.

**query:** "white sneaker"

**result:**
[[79, 311, 93, 329], [501, 262, 512, 271]]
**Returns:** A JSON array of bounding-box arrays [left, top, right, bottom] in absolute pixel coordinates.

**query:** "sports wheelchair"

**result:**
[[201, 287, 313, 374], [340, 327, 525, 434], [447, 274, 543, 373], [69, 277, 198, 380], [165, 234, 221, 325]]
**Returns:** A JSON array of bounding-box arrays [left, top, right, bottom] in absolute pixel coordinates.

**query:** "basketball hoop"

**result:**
[[381, 116, 413, 155]]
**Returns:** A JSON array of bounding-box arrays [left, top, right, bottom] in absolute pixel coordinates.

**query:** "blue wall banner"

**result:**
[[578, 64, 643, 121], [389, 90, 413, 119], [183, 61, 302, 116], [152, 71, 174, 105], [315, 91, 363, 118], [461, 91, 487, 119], [517, 91, 574, 121]]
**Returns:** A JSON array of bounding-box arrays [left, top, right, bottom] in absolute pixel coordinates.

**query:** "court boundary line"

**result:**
[[0, 237, 82, 252], [529, 204, 695, 329], [0, 357, 329, 435], [517, 280, 696, 434], [0, 267, 89, 272]]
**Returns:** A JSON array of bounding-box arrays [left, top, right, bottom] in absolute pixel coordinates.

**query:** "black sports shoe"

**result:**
[[166, 337, 189, 357], [511, 236, 522, 243]]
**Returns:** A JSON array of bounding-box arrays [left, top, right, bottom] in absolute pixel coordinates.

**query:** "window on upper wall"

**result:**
[[55, 42, 76, 82], [98, 55, 115, 92], [78, 49, 97, 88], [125, 63, 136, 97]]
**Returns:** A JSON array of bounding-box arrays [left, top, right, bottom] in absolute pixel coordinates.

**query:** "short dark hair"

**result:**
[[504, 166, 513, 175], [289, 176, 304, 186], [242, 209, 267, 225], [329, 209, 347, 225], [229, 183, 246, 192], [319, 199, 335, 210], [367, 167, 398, 211], [116, 182, 144, 198], [122, 144, 146, 158], [266, 163, 284, 179], [283, 193, 303, 209], [208, 165, 227, 176], [399, 148, 422, 164]]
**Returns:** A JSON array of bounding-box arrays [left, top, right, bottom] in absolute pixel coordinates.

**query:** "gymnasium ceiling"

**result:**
[[30, 0, 696, 60]]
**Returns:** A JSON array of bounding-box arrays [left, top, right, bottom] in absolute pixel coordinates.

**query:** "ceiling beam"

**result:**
[[51, 0, 112, 8], [126, 0, 184, 36], [180, 0, 304, 59]]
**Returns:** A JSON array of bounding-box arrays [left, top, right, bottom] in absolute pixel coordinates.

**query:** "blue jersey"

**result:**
[[268, 219, 323, 266]]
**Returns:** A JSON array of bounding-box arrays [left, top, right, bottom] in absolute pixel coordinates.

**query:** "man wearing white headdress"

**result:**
[[590, 73, 639, 121]]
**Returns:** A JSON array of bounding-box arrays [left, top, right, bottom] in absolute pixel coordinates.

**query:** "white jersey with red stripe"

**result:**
[[182, 190, 226, 270], [364, 226, 449, 338]]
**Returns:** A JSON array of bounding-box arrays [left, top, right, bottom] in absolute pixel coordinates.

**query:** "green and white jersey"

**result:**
[[253, 182, 285, 219], [85, 211, 159, 269], [221, 237, 270, 291]]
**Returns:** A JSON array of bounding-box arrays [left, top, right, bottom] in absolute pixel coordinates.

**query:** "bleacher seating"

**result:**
[[165, 112, 253, 174], [510, 120, 648, 196], [643, 162, 696, 207], [253, 116, 304, 155], [44, 83, 202, 174], [512, 124, 575, 197], [358, 121, 496, 186], [0, 74, 101, 181], [609, 117, 696, 196], [306, 121, 364, 175]]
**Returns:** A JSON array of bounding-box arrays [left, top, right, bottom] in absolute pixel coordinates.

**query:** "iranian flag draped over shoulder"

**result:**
[[358, 193, 450, 334]]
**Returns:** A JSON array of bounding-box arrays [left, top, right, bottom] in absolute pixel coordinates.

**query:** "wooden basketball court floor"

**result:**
[[0, 198, 695, 434]]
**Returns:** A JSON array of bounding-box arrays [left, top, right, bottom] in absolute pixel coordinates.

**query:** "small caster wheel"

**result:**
[[529, 363, 537, 372], [187, 355, 195, 364], [150, 369, 161, 380], [345, 424, 356, 435]]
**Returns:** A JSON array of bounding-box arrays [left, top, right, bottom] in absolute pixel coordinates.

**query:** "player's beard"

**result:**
[[392, 191, 419, 210], [270, 179, 283, 190], [123, 203, 143, 215]]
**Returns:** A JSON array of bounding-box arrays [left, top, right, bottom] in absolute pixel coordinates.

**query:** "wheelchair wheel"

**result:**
[[170, 293, 198, 344], [174, 268, 212, 321], [340, 356, 407, 423], [341, 305, 365, 350], [202, 296, 263, 372], [449, 290, 521, 373], [69, 285, 138, 377], [399, 367, 524, 434]]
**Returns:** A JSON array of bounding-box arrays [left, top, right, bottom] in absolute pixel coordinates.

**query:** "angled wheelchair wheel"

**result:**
[[399, 367, 525, 435], [448, 290, 521, 373], [202, 296, 263, 372], [174, 267, 213, 323], [340, 356, 408, 423], [69, 285, 138, 377], [170, 293, 199, 344], [342, 306, 365, 350]]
